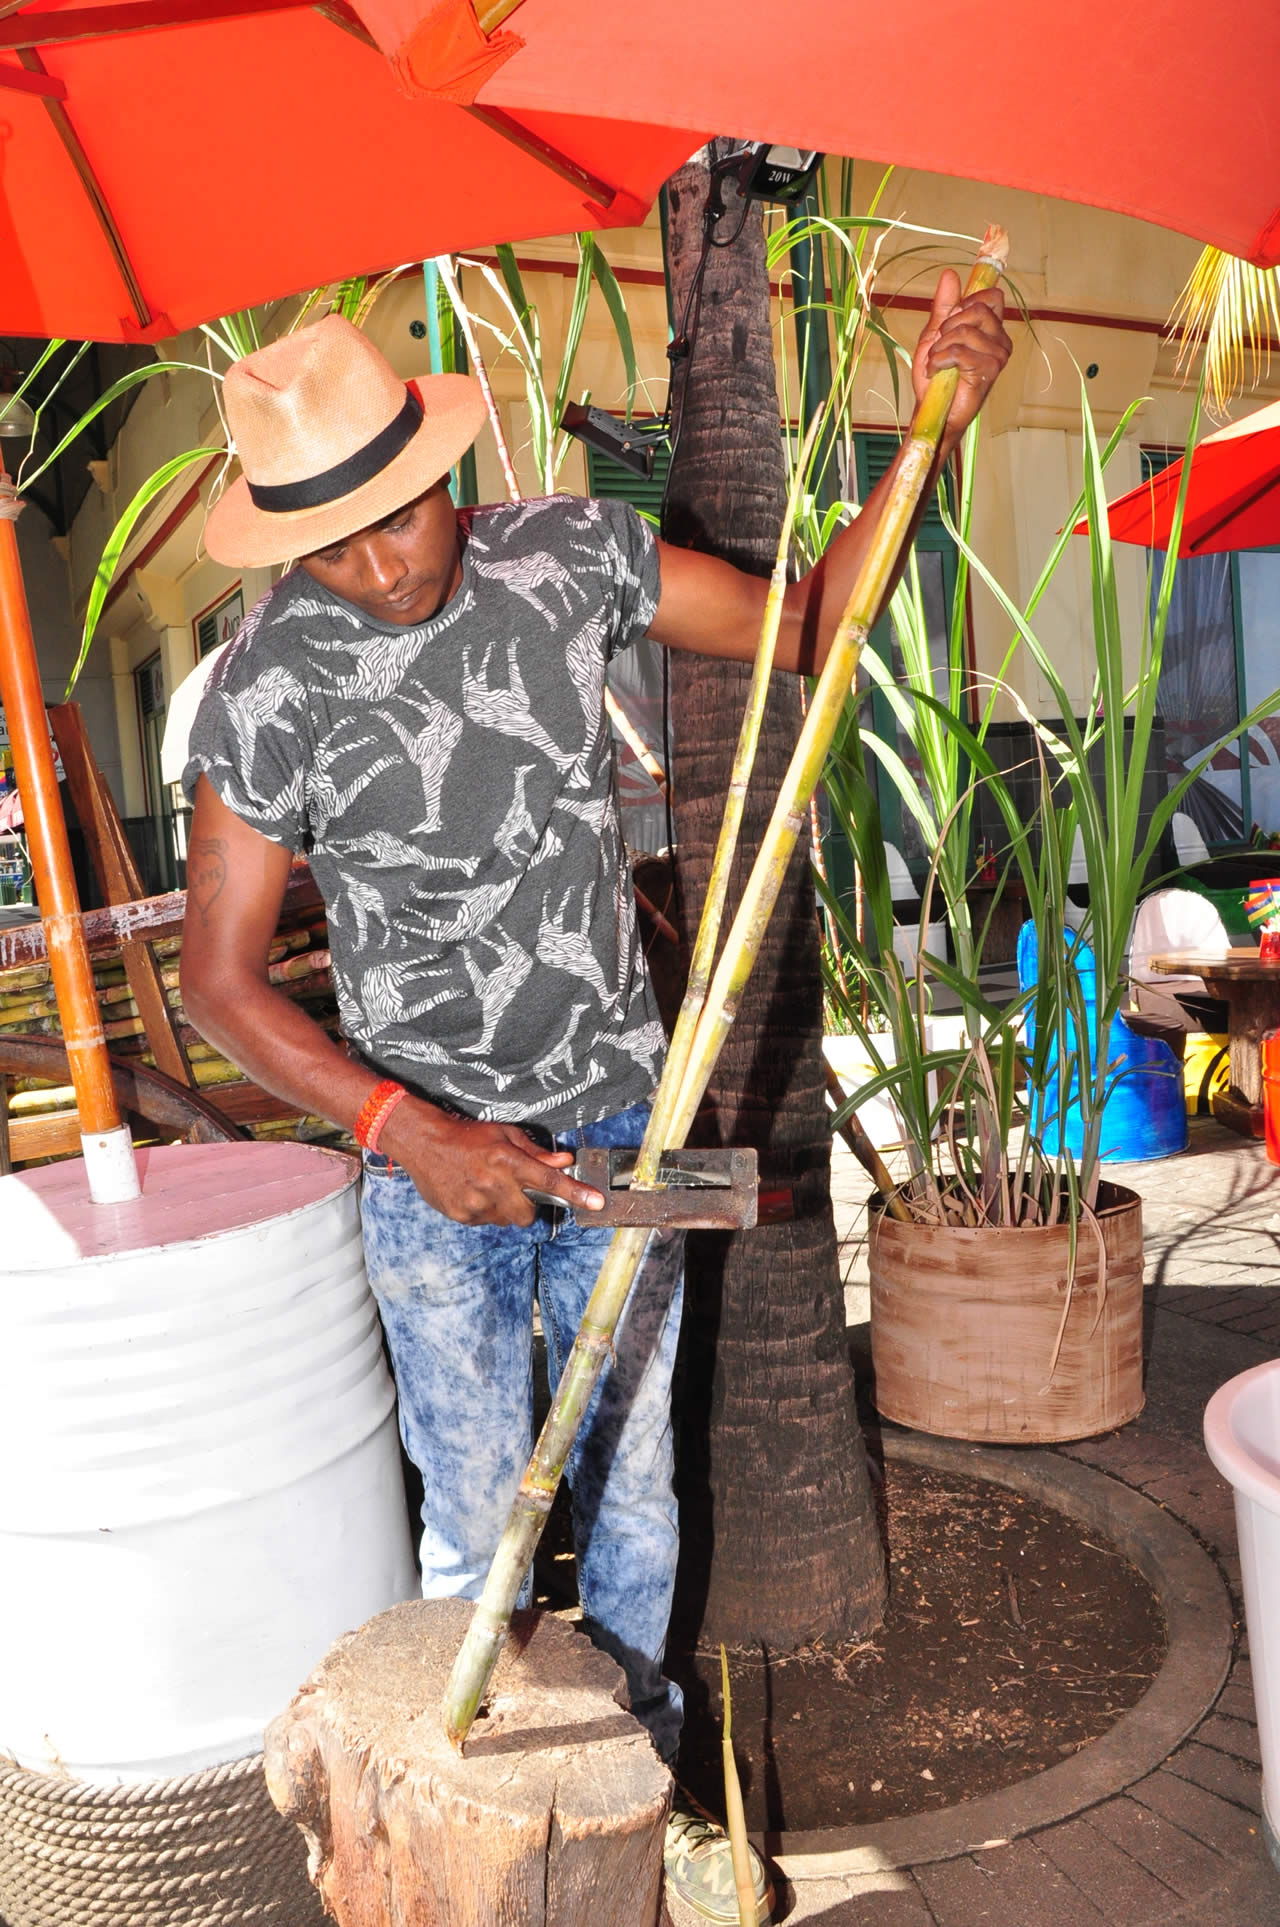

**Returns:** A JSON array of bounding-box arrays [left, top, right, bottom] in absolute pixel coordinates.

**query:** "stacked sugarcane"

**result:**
[[0, 919, 350, 1149]]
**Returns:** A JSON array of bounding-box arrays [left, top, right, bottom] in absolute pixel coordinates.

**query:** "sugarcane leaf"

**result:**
[[550, 237, 597, 438], [21, 360, 216, 489], [0, 337, 66, 440], [584, 242, 640, 419], [494, 243, 535, 344], [65, 449, 221, 698]]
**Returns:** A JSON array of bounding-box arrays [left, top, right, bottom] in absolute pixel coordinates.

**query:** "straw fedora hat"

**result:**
[[204, 315, 487, 569]]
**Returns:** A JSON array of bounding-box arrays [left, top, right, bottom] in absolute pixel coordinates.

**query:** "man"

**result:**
[[182, 283, 1009, 1923]]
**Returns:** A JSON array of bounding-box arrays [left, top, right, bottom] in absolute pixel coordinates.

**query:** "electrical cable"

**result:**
[[658, 146, 753, 536]]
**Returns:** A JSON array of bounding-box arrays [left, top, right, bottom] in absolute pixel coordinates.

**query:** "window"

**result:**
[[134, 655, 179, 893], [1146, 447, 1280, 844], [193, 583, 245, 661]]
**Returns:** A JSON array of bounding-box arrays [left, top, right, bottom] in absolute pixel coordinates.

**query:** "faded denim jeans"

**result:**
[[360, 1100, 685, 1764]]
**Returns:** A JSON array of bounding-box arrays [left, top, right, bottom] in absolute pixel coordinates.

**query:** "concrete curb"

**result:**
[[767, 1430, 1234, 1882]]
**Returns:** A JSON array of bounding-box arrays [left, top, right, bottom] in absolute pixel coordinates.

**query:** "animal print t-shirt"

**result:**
[[183, 496, 667, 1131]]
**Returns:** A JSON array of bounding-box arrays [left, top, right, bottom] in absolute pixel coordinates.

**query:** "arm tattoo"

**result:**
[[189, 837, 228, 925]]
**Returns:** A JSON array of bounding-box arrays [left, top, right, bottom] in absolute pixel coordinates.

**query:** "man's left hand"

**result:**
[[913, 271, 1011, 455]]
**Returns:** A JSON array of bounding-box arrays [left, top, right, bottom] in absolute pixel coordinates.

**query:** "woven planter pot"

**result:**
[[869, 1181, 1145, 1444], [0, 1753, 323, 1927]]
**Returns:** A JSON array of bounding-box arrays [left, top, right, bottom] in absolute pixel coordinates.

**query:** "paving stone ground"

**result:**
[[670, 1115, 1280, 1927]]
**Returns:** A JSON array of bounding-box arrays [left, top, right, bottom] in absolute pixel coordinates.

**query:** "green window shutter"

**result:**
[[137, 657, 163, 718], [585, 420, 671, 524], [1141, 446, 1180, 482], [855, 431, 954, 537], [196, 610, 219, 658]]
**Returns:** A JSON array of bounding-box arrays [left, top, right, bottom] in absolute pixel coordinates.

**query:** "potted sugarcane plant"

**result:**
[[819, 379, 1280, 1444]]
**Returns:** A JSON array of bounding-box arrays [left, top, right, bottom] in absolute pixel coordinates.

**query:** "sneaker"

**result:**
[[663, 1801, 774, 1924]]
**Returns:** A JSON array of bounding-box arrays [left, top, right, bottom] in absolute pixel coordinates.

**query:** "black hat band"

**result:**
[[246, 386, 425, 514]]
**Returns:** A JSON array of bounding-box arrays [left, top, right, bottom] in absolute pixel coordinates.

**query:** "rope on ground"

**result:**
[[0, 1752, 324, 1926]]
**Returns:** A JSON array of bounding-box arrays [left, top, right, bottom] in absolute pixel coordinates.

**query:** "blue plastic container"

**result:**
[[1017, 922, 1188, 1162]]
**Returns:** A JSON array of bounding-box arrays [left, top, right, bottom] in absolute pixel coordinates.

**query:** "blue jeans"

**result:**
[[360, 1100, 685, 1764]]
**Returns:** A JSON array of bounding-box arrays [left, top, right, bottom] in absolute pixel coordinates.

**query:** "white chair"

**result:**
[[1128, 887, 1231, 1028], [1172, 811, 1211, 870], [160, 643, 230, 787], [884, 842, 916, 903]]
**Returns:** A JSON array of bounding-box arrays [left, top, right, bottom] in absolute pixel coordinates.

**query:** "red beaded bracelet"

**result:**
[[354, 1079, 408, 1159]]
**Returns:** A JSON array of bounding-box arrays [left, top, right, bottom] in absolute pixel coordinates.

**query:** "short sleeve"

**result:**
[[595, 498, 661, 657], [182, 620, 311, 851]]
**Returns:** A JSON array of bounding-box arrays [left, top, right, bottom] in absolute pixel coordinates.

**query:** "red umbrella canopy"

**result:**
[[1080, 400, 1280, 557], [0, 0, 1277, 341], [0, 1, 708, 341], [443, 0, 1280, 269]]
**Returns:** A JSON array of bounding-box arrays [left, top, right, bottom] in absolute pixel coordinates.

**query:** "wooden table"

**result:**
[[1149, 947, 1277, 1135]]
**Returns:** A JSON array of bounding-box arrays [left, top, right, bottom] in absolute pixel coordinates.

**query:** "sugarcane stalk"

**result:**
[[637, 411, 824, 1182], [103, 1014, 145, 1041], [0, 961, 51, 994], [0, 995, 57, 1027], [442, 230, 1007, 1751], [268, 948, 330, 985], [672, 228, 1008, 1129], [720, 1646, 757, 1927], [440, 425, 820, 1751], [606, 689, 668, 794], [9, 1084, 76, 1116], [184, 1057, 249, 1090], [435, 254, 523, 502]]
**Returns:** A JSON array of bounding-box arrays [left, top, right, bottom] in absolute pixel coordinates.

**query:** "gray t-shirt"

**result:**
[[184, 495, 667, 1131]]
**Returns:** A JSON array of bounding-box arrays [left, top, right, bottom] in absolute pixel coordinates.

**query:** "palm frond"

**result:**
[[1171, 244, 1280, 416]]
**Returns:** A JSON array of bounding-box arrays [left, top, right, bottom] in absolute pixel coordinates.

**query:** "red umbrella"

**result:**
[[442, 0, 1280, 267], [0, 0, 1275, 342], [0, 3, 706, 342], [0, 0, 1275, 1196], [0, 0, 706, 1197], [1079, 399, 1280, 556]]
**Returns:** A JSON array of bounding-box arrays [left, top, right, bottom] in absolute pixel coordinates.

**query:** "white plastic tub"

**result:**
[[1204, 1359, 1280, 1870], [0, 1139, 417, 1782]]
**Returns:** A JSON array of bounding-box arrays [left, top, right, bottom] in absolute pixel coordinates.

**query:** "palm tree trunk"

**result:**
[[663, 144, 886, 1649]]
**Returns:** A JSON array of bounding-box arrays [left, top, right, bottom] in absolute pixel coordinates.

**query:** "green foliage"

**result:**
[[765, 178, 991, 566], [64, 450, 221, 699], [952, 373, 1280, 1191], [820, 368, 1280, 1223], [1171, 244, 1280, 415], [444, 236, 642, 495]]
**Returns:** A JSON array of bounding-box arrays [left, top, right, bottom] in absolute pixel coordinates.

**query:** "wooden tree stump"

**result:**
[[264, 1600, 672, 1927]]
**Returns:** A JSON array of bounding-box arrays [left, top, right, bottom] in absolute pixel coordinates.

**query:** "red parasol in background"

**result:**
[[1078, 399, 1280, 558]]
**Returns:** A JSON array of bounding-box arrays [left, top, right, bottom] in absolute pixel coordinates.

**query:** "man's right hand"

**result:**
[[379, 1098, 606, 1226]]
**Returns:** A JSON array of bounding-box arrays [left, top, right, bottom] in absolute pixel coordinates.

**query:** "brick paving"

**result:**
[[677, 1116, 1280, 1925]]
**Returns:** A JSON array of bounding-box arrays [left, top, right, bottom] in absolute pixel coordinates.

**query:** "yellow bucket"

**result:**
[[1184, 1031, 1230, 1116]]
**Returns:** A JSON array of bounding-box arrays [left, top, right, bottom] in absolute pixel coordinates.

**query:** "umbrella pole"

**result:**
[[0, 479, 139, 1202]]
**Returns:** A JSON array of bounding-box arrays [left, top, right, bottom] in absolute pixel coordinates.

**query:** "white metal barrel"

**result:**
[[0, 1139, 417, 1783], [1204, 1358, 1280, 1871]]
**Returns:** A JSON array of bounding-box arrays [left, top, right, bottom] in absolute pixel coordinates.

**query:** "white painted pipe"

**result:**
[[80, 1122, 142, 1203]]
